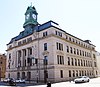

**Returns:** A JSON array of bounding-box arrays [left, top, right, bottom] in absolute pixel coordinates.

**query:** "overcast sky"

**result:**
[[0, 0, 100, 53]]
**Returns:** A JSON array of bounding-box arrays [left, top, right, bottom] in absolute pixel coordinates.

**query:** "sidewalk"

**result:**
[[25, 80, 46, 85]]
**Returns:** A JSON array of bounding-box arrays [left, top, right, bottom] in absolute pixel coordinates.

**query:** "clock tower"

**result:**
[[23, 5, 38, 28]]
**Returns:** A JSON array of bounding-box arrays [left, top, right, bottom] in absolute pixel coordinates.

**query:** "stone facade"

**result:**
[[96, 52, 100, 76], [0, 54, 6, 79], [6, 5, 98, 83]]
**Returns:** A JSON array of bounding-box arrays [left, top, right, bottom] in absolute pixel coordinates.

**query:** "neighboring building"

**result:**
[[0, 54, 6, 80], [6, 5, 98, 83], [96, 52, 100, 76]]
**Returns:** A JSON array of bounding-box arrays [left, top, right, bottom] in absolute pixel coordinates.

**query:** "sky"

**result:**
[[0, 0, 100, 53]]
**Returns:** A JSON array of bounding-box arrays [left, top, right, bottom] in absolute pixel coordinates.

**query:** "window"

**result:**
[[82, 51, 84, 56], [94, 62, 97, 67], [85, 52, 87, 57], [27, 72, 31, 81], [76, 40, 77, 44], [66, 35, 68, 39], [55, 31, 57, 35], [85, 71, 86, 76], [79, 71, 81, 76], [88, 61, 90, 67], [78, 59, 80, 66], [56, 42, 63, 51], [77, 49, 79, 55], [71, 58, 74, 66], [57, 55, 64, 65], [28, 48, 32, 55], [55, 31, 62, 37], [76, 70, 78, 77], [83, 60, 85, 66], [18, 51, 21, 57], [44, 56, 48, 65], [81, 59, 83, 66], [17, 72, 20, 79], [9, 53, 11, 60], [80, 50, 82, 56], [75, 59, 77, 66], [70, 47, 73, 53], [74, 48, 76, 54], [60, 70, 63, 78], [96, 71, 98, 75], [44, 43, 47, 51], [43, 31, 48, 37], [93, 54, 96, 59], [67, 46, 69, 53], [27, 37, 32, 43], [73, 70, 75, 77], [69, 37, 71, 41], [69, 70, 71, 77], [57, 42, 59, 50], [23, 39, 26, 44], [18, 41, 21, 46], [68, 57, 70, 65], [72, 38, 75, 42], [9, 45, 12, 49]]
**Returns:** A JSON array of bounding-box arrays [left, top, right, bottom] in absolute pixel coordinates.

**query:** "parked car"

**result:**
[[15, 78, 25, 83], [3, 78, 15, 83], [8, 78, 16, 86], [74, 76, 90, 83], [3, 78, 10, 82]]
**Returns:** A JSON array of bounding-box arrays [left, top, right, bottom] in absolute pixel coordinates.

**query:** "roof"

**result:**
[[7, 20, 95, 46]]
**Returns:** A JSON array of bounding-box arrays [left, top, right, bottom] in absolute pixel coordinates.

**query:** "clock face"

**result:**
[[32, 14, 36, 19], [26, 14, 30, 19]]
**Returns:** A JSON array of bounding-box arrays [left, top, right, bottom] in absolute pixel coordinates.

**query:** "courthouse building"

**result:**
[[6, 5, 98, 83]]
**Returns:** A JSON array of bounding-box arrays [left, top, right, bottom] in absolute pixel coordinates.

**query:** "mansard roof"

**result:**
[[7, 20, 58, 45], [7, 20, 95, 47]]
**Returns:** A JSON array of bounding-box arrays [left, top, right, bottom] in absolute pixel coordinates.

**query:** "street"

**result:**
[[35, 77, 100, 87], [0, 81, 44, 86], [0, 77, 100, 87]]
